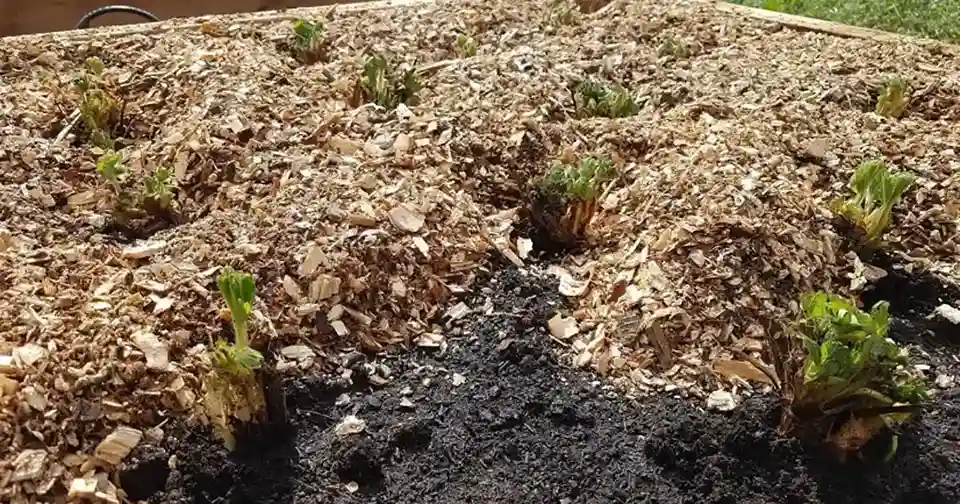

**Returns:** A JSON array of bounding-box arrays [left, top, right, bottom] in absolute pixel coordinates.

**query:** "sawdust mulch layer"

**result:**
[[1, 0, 960, 502]]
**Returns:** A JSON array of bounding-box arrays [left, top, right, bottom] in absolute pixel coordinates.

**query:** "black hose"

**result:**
[[75, 5, 160, 29]]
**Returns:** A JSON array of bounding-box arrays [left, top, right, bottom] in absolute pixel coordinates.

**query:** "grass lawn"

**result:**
[[727, 0, 960, 43]]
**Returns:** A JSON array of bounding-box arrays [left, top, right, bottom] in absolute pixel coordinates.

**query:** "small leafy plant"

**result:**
[[574, 80, 639, 118], [96, 150, 126, 192], [291, 18, 326, 64], [94, 149, 179, 228], [353, 54, 421, 109], [767, 292, 928, 460], [139, 166, 178, 215], [657, 37, 693, 59], [204, 267, 267, 450], [547, 0, 577, 25], [530, 155, 615, 248], [95, 150, 139, 226], [72, 57, 119, 149], [876, 76, 910, 118], [212, 267, 263, 374], [454, 33, 478, 58], [833, 160, 915, 250]]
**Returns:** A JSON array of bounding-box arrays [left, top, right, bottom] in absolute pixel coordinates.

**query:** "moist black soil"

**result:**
[[123, 267, 960, 504], [864, 254, 960, 375]]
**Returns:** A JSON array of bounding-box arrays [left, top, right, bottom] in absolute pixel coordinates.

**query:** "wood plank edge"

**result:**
[[0, 0, 437, 43], [715, 1, 959, 56]]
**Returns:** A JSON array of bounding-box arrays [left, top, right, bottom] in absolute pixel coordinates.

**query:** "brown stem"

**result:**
[[733, 348, 781, 389], [567, 201, 581, 236], [581, 198, 596, 232]]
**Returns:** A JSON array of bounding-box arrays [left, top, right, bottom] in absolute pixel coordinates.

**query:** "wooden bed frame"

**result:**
[[1, 0, 956, 56]]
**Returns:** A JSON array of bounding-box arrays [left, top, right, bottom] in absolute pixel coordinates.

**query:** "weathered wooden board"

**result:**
[[715, 2, 959, 56], [0, 0, 382, 38], [0, 0, 433, 41]]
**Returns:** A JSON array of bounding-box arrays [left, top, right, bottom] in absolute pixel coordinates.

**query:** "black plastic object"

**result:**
[[75, 5, 160, 29]]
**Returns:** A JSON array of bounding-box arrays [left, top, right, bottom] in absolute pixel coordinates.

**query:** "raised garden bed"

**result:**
[[1, 0, 959, 503]]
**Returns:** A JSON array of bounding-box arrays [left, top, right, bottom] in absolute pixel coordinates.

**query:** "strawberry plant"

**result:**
[[574, 80, 639, 118], [94, 150, 180, 228], [833, 159, 915, 251], [530, 155, 615, 249], [72, 57, 119, 149], [454, 33, 478, 58], [547, 0, 577, 25], [138, 166, 178, 215], [766, 292, 929, 460], [291, 18, 326, 64], [95, 150, 141, 227], [354, 54, 421, 109], [96, 150, 125, 192], [657, 37, 692, 58], [876, 76, 909, 118]]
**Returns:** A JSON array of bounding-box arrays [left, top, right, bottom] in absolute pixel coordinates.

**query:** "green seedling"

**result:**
[[72, 57, 118, 149], [768, 292, 928, 460], [454, 33, 478, 58], [833, 160, 915, 249], [211, 340, 264, 376], [96, 150, 125, 191], [574, 80, 639, 118], [355, 54, 421, 109], [657, 37, 693, 59], [96, 152, 179, 222], [876, 76, 910, 118], [547, 0, 577, 25], [532, 155, 615, 246], [94, 150, 142, 226], [203, 266, 269, 451], [291, 18, 326, 63], [211, 267, 263, 374], [139, 166, 177, 214]]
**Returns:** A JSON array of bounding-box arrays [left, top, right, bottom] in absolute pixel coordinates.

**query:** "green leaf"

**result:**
[[233, 345, 264, 370], [217, 267, 256, 347], [576, 80, 607, 102], [542, 156, 615, 202], [400, 68, 422, 106], [838, 160, 915, 244], [883, 434, 899, 462], [359, 54, 419, 109], [455, 34, 478, 57], [218, 267, 255, 315], [141, 167, 177, 212], [292, 18, 324, 50], [794, 290, 928, 425], [72, 75, 91, 92], [85, 56, 105, 75], [211, 339, 263, 374], [574, 80, 638, 118], [96, 151, 125, 183], [876, 76, 910, 118]]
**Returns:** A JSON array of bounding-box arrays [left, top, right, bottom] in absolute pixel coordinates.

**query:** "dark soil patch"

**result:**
[[124, 267, 960, 504], [863, 255, 960, 371], [99, 209, 185, 244], [453, 128, 551, 211]]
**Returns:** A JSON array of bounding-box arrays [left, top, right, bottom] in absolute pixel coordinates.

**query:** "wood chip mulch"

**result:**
[[0, 0, 958, 501]]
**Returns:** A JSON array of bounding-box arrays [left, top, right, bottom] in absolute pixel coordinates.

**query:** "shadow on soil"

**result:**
[[123, 267, 960, 504]]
